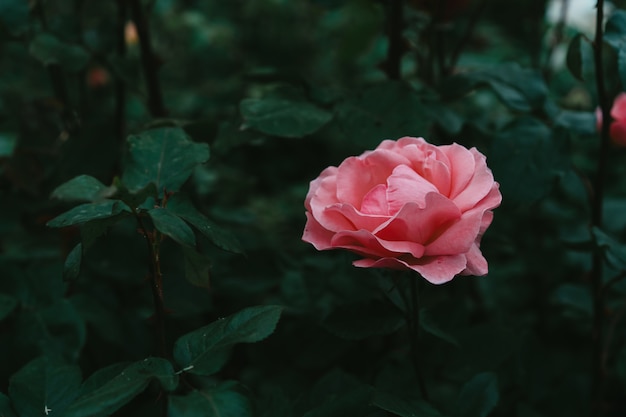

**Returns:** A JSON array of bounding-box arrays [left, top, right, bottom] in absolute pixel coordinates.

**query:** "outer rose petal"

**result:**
[[461, 243, 489, 276], [302, 212, 336, 250], [354, 254, 468, 284]]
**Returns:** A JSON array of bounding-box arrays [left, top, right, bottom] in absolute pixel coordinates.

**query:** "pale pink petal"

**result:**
[[424, 208, 483, 256], [451, 149, 495, 212], [332, 229, 425, 258], [386, 165, 439, 213], [353, 257, 412, 270], [326, 203, 390, 232], [336, 150, 411, 207], [375, 194, 461, 245], [305, 166, 337, 211], [410, 254, 467, 284], [302, 212, 336, 250], [460, 244, 488, 276], [440, 143, 476, 199], [361, 183, 389, 215]]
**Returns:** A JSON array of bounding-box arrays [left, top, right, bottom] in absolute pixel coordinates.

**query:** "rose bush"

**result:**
[[596, 92, 626, 147], [302, 137, 501, 284]]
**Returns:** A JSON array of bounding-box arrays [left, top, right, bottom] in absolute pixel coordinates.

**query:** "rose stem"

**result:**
[[128, 0, 167, 117], [591, 0, 609, 415], [398, 274, 430, 401], [134, 210, 168, 415], [384, 0, 405, 80]]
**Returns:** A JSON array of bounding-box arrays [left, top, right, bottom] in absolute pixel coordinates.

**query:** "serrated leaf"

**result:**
[[8, 356, 82, 417], [63, 243, 82, 282], [323, 300, 404, 340], [167, 194, 243, 253], [183, 247, 211, 288], [47, 200, 130, 228], [420, 308, 459, 347], [456, 372, 499, 417], [168, 382, 252, 417], [240, 97, 332, 138], [0, 293, 18, 321], [29, 33, 89, 72], [122, 127, 210, 193], [173, 305, 283, 375], [65, 358, 177, 417], [51, 175, 107, 202], [149, 207, 196, 247], [566, 34, 584, 81], [373, 391, 441, 417]]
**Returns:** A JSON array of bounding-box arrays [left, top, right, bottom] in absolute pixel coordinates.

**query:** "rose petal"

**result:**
[[451, 149, 496, 212], [326, 203, 390, 232], [461, 243, 489, 276], [386, 165, 439, 213], [375, 194, 461, 245], [332, 229, 425, 258], [336, 150, 411, 207], [302, 212, 336, 250], [440, 143, 476, 199], [361, 183, 390, 215], [410, 254, 467, 284], [611, 92, 626, 119], [424, 208, 483, 256]]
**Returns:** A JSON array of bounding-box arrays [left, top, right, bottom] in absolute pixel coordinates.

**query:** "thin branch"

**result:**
[[445, 0, 489, 75], [128, 0, 167, 117], [384, 0, 405, 80], [591, 0, 609, 415]]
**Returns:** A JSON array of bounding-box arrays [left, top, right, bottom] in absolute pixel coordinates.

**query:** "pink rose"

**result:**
[[302, 137, 502, 284], [596, 93, 626, 147]]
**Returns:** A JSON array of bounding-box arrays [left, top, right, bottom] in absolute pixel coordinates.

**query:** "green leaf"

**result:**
[[47, 200, 130, 228], [168, 382, 252, 417], [419, 308, 459, 347], [456, 372, 499, 417], [149, 207, 196, 247], [80, 212, 132, 249], [8, 356, 82, 417], [553, 110, 596, 135], [63, 243, 82, 282], [29, 33, 89, 72], [100, 179, 158, 210], [618, 47, 626, 92], [552, 284, 593, 317], [183, 247, 211, 288], [0, 293, 18, 321], [491, 117, 566, 205], [566, 34, 585, 81], [440, 63, 547, 111], [240, 97, 332, 138], [0, 0, 30, 36], [605, 10, 626, 49], [0, 133, 17, 157], [0, 392, 17, 417], [65, 358, 178, 417], [336, 82, 432, 150], [373, 391, 441, 417], [167, 194, 243, 253], [323, 300, 404, 340], [591, 227, 626, 270], [173, 305, 283, 375], [51, 175, 108, 202], [121, 127, 210, 193]]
